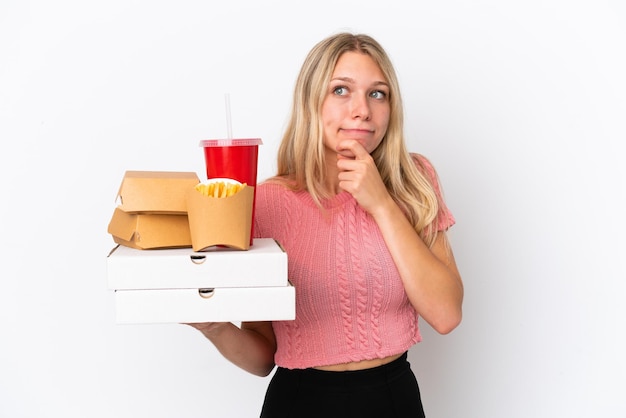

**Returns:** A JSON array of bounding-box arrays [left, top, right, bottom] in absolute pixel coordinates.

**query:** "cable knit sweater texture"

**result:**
[[253, 154, 454, 369]]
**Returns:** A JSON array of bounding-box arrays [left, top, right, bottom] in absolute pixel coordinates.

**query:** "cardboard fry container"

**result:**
[[186, 181, 255, 251]]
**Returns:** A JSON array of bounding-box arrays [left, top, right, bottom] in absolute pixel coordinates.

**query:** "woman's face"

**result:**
[[321, 51, 390, 156]]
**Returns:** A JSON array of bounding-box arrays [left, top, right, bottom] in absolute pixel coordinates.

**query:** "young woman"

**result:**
[[189, 32, 464, 417]]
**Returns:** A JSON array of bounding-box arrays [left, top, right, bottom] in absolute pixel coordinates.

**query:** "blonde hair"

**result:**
[[274, 32, 441, 247]]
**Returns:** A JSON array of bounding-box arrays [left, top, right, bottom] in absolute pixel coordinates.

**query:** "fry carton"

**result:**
[[186, 179, 254, 251]]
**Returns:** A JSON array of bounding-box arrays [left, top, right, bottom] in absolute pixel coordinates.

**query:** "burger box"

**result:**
[[115, 170, 200, 214], [107, 207, 192, 250], [107, 171, 200, 249], [107, 238, 295, 324]]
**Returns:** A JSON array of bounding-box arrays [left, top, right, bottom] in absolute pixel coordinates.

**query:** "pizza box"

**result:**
[[107, 238, 288, 290], [114, 282, 295, 324]]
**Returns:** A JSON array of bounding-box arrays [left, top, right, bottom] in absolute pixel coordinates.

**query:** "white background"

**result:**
[[1, 1, 625, 417]]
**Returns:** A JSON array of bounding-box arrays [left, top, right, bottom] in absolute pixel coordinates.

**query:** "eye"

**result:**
[[333, 86, 348, 96], [370, 90, 387, 100]]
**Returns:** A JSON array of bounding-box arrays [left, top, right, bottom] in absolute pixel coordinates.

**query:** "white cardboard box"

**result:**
[[107, 238, 294, 324], [114, 284, 295, 324], [107, 238, 288, 289]]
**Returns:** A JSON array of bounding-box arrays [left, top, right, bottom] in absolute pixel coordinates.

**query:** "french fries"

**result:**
[[195, 181, 247, 198]]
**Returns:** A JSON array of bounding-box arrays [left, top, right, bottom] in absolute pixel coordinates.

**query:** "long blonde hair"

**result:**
[[274, 32, 441, 247]]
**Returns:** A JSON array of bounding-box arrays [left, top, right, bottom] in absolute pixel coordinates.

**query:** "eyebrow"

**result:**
[[330, 77, 390, 88]]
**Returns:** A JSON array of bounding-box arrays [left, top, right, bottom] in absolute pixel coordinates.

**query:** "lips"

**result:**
[[340, 128, 375, 138]]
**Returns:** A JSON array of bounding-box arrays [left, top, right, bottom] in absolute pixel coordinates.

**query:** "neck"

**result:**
[[323, 149, 342, 195]]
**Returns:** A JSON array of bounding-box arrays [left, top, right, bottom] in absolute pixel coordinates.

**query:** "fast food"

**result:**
[[195, 181, 247, 198]]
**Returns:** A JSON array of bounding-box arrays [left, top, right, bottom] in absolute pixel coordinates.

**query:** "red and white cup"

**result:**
[[199, 138, 262, 245]]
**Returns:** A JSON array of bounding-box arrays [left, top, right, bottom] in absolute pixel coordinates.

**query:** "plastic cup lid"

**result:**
[[199, 138, 263, 147]]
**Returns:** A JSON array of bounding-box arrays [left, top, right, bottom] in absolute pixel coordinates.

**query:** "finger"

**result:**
[[337, 139, 369, 160], [336, 147, 356, 160]]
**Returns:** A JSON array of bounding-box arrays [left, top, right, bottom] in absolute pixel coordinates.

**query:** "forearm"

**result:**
[[372, 196, 464, 334], [190, 321, 276, 377]]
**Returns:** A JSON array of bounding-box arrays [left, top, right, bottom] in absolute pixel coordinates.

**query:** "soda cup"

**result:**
[[199, 138, 262, 245]]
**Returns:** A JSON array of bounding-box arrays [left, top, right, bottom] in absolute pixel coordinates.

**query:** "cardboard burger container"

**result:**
[[115, 170, 200, 214], [107, 238, 295, 324], [108, 207, 192, 250], [107, 171, 200, 249], [186, 179, 254, 251]]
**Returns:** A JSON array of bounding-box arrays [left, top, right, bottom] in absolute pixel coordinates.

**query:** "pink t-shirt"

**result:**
[[253, 154, 454, 369]]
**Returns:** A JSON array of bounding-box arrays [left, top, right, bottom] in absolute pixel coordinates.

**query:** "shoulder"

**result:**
[[257, 177, 294, 197], [256, 178, 300, 209], [259, 175, 298, 188], [409, 153, 455, 230], [409, 152, 439, 184], [409, 152, 433, 170]]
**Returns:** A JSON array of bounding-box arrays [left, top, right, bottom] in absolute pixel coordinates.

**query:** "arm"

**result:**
[[336, 140, 464, 334], [369, 201, 463, 334], [186, 321, 276, 377]]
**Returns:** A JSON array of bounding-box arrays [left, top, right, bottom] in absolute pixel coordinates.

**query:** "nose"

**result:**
[[351, 94, 371, 120]]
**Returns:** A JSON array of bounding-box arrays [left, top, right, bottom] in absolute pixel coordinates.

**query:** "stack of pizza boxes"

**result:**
[[106, 170, 294, 324]]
